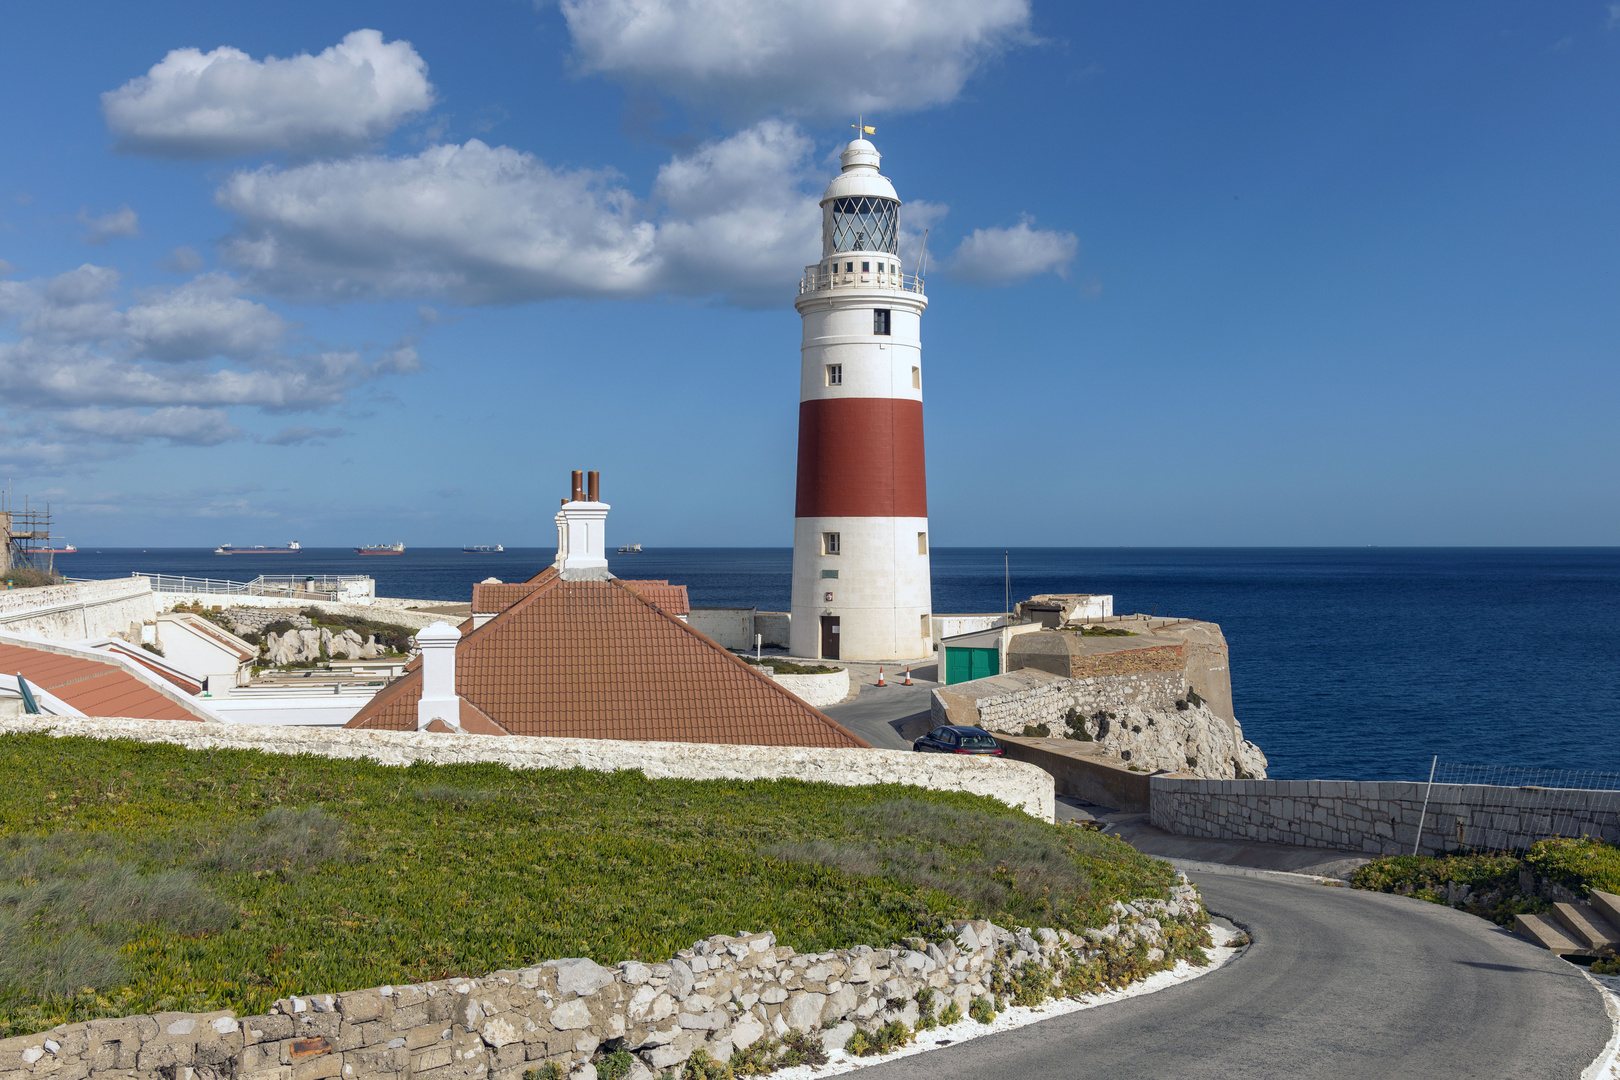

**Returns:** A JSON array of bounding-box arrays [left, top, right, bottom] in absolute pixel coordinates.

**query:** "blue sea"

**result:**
[[51, 546, 1620, 782]]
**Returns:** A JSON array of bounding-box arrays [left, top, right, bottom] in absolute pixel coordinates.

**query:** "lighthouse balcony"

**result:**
[[799, 265, 925, 297]]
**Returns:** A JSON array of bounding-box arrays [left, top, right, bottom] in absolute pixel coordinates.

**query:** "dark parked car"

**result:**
[[912, 725, 1004, 756]]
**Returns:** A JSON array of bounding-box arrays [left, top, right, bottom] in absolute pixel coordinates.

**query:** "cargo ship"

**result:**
[[215, 541, 301, 554], [463, 544, 504, 553], [37, 541, 76, 554], [355, 542, 406, 555], [617, 542, 643, 554]]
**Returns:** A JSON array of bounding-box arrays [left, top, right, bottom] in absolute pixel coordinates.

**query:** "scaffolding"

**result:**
[[1, 486, 57, 577]]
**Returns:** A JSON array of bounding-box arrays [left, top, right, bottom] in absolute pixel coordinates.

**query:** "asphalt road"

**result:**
[[822, 680, 935, 750], [856, 871, 1610, 1079]]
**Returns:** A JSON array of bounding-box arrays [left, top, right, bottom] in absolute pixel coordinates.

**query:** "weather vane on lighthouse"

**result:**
[[788, 128, 932, 663]]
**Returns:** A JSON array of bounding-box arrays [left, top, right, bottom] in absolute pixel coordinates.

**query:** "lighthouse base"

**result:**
[[788, 515, 932, 662]]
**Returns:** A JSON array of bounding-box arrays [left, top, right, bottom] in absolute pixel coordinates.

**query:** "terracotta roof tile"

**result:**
[[0, 641, 203, 721], [617, 580, 690, 617], [348, 576, 865, 748]]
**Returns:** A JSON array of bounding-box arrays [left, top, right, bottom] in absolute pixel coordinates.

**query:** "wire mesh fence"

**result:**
[[1418, 760, 1620, 855]]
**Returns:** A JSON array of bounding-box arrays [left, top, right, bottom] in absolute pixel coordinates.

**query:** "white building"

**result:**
[[789, 138, 932, 662]]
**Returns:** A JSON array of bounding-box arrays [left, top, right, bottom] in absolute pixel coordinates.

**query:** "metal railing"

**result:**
[[122, 573, 357, 601], [798, 266, 925, 296]]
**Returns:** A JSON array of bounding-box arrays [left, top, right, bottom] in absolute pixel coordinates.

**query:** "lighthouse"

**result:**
[[789, 137, 931, 662]]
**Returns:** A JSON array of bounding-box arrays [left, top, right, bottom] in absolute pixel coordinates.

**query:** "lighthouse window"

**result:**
[[918, 531, 928, 554], [845, 261, 854, 273], [911, 366, 921, 389], [825, 364, 842, 386], [823, 532, 841, 555], [861, 261, 870, 272], [873, 309, 891, 335]]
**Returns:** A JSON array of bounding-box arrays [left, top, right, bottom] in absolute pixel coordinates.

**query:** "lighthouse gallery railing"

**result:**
[[798, 266, 925, 296]]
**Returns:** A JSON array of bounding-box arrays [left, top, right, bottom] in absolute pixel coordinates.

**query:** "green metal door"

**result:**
[[945, 646, 1000, 685]]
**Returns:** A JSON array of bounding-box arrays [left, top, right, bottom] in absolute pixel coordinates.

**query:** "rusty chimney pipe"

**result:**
[[587, 471, 600, 502], [571, 470, 584, 502]]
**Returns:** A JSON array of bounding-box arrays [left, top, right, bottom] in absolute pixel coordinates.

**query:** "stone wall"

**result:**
[[1150, 777, 1620, 857], [0, 578, 157, 641], [931, 670, 1268, 782], [754, 613, 791, 649], [0, 717, 1055, 822], [0, 884, 1204, 1078]]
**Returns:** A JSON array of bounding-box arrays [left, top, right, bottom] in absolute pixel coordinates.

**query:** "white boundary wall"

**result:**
[[0, 577, 156, 639], [0, 717, 1055, 821]]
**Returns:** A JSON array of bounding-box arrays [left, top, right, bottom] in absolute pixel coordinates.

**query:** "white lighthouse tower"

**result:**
[[789, 137, 931, 662]]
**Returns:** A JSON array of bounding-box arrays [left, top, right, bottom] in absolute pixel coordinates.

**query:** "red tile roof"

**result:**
[[617, 580, 690, 617], [0, 640, 208, 721], [347, 576, 865, 748]]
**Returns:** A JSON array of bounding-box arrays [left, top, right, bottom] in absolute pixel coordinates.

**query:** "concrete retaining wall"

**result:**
[[0, 887, 1202, 1076], [756, 612, 791, 649], [1150, 777, 1620, 856], [0, 717, 1055, 822], [769, 668, 849, 709], [0, 578, 157, 640], [689, 608, 755, 650], [995, 737, 1155, 814]]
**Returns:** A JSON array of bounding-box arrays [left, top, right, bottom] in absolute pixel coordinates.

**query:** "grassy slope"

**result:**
[[0, 733, 1178, 1037]]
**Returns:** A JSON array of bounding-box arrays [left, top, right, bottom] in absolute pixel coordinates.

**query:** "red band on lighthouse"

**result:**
[[794, 398, 928, 519]]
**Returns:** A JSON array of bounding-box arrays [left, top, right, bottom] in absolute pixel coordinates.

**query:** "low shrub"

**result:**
[[1020, 724, 1050, 738], [730, 1031, 826, 1075], [914, 986, 936, 1030], [523, 1066, 564, 1080], [1523, 836, 1620, 897], [594, 1047, 635, 1080], [1, 568, 62, 590], [733, 655, 840, 676], [681, 1049, 732, 1078], [1593, 956, 1620, 976], [845, 1021, 911, 1057], [1344, 840, 1620, 927], [1074, 626, 1134, 637], [937, 998, 962, 1026], [968, 996, 996, 1024]]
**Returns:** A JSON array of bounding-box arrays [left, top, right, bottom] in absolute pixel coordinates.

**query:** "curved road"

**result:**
[[860, 871, 1610, 1079]]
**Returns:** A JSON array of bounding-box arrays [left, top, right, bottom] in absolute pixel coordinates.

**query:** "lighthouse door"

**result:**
[[820, 616, 841, 660]]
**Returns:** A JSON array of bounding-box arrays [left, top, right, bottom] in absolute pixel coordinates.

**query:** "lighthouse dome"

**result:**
[[822, 138, 899, 204]]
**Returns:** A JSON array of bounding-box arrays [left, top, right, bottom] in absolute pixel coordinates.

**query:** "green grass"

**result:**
[[0, 733, 1180, 1038]]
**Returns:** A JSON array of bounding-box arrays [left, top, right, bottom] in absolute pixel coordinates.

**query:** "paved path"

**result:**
[[857, 871, 1610, 1079], [822, 679, 937, 750]]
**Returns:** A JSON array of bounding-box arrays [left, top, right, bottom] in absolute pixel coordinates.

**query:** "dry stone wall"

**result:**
[[0, 883, 1205, 1079], [1151, 777, 1620, 856]]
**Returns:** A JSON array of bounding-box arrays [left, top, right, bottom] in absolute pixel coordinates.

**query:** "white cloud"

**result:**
[[217, 123, 825, 305], [78, 206, 140, 244], [58, 406, 243, 445], [558, 0, 1032, 118], [102, 29, 435, 159], [1609, 4, 1620, 29], [948, 216, 1078, 284], [0, 264, 417, 472], [264, 424, 345, 445], [124, 273, 287, 361]]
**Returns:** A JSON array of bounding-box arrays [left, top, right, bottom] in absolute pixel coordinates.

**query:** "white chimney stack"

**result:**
[[415, 620, 462, 730], [553, 469, 610, 577]]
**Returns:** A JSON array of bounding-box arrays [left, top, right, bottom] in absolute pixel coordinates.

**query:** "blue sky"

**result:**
[[1, 1, 1616, 547]]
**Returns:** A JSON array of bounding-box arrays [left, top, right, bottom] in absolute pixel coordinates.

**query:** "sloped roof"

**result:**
[[0, 638, 213, 721], [346, 576, 866, 748], [617, 580, 690, 617], [473, 570, 688, 618]]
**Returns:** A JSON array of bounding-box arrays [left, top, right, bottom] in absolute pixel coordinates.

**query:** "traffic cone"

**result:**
[[876, 667, 886, 687], [903, 666, 913, 686]]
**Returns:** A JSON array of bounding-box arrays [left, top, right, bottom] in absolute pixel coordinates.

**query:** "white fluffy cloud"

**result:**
[[948, 217, 1077, 284], [102, 29, 435, 158], [0, 264, 417, 471], [124, 273, 288, 361], [217, 122, 825, 305], [559, 0, 1032, 117]]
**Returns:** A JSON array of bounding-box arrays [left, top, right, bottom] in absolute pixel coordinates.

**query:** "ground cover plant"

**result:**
[[1350, 836, 1620, 927], [0, 732, 1180, 1038], [1, 567, 62, 589]]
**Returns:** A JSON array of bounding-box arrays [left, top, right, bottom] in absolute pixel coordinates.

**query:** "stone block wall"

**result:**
[[0, 883, 1203, 1080], [1151, 777, 1620, 856], [0, 717, 1055, 822], [767, 668, 849, 709], [963, 671, 1187, 733]]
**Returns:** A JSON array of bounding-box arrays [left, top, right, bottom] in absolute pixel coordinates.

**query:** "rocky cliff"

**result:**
[[936, 617, 1268, 781], [264, 626, 387, 665]]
